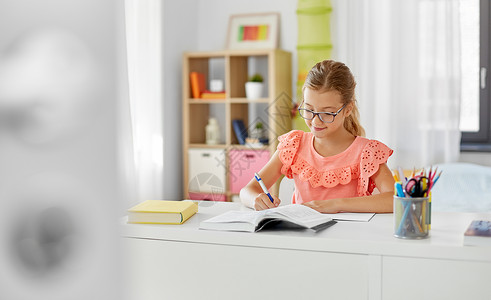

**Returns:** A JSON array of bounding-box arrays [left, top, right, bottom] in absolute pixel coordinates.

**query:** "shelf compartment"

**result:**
[[187, 56, 226, 99], [263, 92, 293, 143], [229, 55, 269, 99], [186, 103, 225, 144], [230, 103, 249, 145]]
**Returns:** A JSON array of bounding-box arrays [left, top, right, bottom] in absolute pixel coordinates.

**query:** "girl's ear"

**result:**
[[344, 102, 354, 117]]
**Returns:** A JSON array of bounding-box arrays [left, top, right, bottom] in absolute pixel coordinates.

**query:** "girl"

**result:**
[[240, 60, 395, 213]]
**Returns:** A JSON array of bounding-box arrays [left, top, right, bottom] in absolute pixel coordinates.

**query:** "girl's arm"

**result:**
[[239, 150, 283, 210], [303, 163, 395, 213]]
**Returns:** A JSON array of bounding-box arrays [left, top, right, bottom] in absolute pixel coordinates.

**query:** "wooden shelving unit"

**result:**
[[182, 49, 292, 202]]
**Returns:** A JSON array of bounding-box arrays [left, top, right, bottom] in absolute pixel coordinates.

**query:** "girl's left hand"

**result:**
[[302, 199, 340, 214]]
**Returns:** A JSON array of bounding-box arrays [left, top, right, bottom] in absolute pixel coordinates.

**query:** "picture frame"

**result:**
[[226, 12, 279, 50]]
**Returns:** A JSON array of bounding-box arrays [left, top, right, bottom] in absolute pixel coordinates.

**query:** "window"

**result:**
[[460, 0, 491, 150]]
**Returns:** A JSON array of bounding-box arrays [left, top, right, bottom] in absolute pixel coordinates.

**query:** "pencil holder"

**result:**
[[394, 196, 429, 239]]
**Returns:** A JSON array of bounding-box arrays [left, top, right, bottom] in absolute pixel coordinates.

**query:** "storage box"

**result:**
[[229, 150, 270, 194], [188, 192, 227, 202], [188, 149, 226, 194]]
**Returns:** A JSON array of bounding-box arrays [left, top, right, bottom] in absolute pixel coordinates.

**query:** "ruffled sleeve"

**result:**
[[358, 140, 393, 196], [277, 130, 303, 178]]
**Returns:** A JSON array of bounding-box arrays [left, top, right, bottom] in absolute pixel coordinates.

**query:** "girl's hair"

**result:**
[[302, 60, 365, 137]]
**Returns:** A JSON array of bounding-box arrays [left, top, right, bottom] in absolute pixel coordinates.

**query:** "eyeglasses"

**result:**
[[298, 102, 347, 123]]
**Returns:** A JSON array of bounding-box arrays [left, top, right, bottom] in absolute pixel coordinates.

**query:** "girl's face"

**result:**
[[301, 88, 351, 139]]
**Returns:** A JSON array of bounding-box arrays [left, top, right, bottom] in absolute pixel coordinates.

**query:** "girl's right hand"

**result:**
[[253, 193, 281, 210]]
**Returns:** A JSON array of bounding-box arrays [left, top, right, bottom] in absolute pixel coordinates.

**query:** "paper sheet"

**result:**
[[326, 212, 375, 222]]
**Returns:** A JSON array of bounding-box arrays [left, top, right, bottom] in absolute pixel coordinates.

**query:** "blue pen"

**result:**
[[254, 172, 274, 203]]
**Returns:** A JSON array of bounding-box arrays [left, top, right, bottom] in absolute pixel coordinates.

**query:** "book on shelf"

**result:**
[[464, 220, 491, 246], [127, 200, 198, 225], [201, 91, 226, 99], [199, 204, 337, 233], [232, 119, 247, 145], [190, 72, 205, 98]]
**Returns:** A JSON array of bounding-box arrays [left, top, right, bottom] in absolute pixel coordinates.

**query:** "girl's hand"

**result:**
[[253, 193, 281, 211], [302, 199, 340, 213]]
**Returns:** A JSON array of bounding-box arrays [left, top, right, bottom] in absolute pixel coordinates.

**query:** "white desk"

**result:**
[[122, 202, 491, 300]]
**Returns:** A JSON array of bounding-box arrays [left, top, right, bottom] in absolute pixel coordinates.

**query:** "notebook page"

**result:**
[[202, 210, 266, 225], [268, 204, 331, 227]]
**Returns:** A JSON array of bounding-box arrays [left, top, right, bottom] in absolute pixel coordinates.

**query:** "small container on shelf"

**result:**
[[205, 118, 220, 145], [245, 73, 264, 100]]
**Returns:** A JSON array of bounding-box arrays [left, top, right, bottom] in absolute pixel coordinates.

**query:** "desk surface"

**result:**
[[122, 201, 491, 262]]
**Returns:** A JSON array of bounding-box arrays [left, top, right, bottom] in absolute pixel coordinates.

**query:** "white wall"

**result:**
[[162, 0, 200, 199]]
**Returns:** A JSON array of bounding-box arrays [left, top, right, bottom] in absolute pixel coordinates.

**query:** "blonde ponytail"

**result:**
[[344, 102, 365, 137]]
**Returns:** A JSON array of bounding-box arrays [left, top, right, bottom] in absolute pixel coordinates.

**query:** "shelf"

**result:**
[[186, 98, 270, 104], [183, 49, 292, 202], [187, 99, 227, 104], [230, 98, 269, 103], [228, 144, 269, 150], [189, 143, 227, 149], [188, 144, 270, 151], [184, 49, 288, 58]]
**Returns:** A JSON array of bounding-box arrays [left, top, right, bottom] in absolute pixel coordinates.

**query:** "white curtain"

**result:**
[[123, 0, 164, 203], [332, 0, 462, 168]]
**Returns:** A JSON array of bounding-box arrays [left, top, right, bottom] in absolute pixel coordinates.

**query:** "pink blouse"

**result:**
[[277, 130, 393, 204]]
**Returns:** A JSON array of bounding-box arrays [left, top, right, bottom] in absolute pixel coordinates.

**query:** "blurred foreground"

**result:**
[[0, 0, 127, 299]]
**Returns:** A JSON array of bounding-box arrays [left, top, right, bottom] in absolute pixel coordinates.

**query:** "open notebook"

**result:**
[[200, 204, 338, 232]]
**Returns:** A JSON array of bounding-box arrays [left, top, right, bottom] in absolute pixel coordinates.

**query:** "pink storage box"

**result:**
[[229, 150, 270, 194], [188, 192, 227, 202]]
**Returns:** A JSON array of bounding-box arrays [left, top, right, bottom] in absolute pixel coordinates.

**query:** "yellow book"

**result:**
[[201, 92, 226, 99], [127, 200, 198, 224]]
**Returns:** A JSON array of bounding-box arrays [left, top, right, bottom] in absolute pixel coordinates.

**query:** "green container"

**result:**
[[297, 0, 332, 47], [297, 46, 332, 78], [297, 0, 331, 11], [297, 10, 332, 47]]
